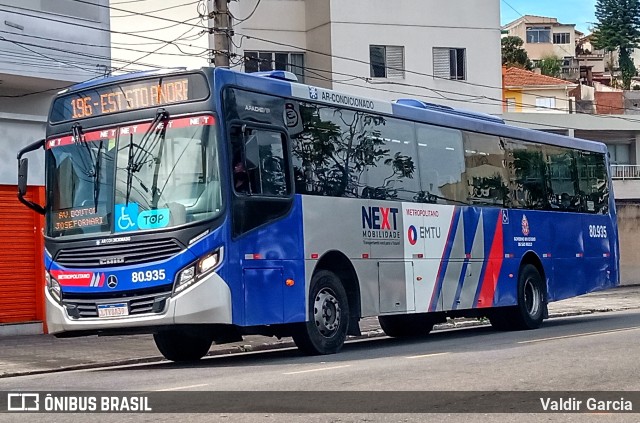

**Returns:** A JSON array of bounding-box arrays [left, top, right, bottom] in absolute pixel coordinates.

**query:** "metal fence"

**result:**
[[611, 165, 640, 180]]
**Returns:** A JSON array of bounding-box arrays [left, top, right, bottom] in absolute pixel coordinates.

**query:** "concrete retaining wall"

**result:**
[[616, 203, 640, 285]]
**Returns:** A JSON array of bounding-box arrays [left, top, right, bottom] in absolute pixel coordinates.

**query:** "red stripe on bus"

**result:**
[[475, 214, 504, 308]]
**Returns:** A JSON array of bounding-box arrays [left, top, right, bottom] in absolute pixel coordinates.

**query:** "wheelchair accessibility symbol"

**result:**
[[501, 209, 509, 225], [115, 203, 139, 232]]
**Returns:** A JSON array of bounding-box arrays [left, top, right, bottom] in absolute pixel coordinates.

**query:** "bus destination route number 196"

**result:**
[[70, 78, 189, 119]]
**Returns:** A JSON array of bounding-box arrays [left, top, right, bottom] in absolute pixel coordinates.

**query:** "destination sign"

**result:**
[[52, 206, 107, 232], [50, 73, 209, 123]]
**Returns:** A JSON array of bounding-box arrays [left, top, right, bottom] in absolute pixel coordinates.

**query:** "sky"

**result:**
[[500, 0, 598, 34]]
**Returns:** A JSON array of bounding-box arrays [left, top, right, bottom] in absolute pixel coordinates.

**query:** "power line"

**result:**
[[0, 37, 189, 72], [228, 0, 263, 24], [235, 49, 640, 130], [114, 16, 203, 35], [0, 36, 102, 76], [0, 5, 204, 49], [0, 29, 207, 59], [233, 32, 504, 92], [235, 32, 640, 122], [110, 0, 201, 18], [114, 24, 203, 72], [68, 0, 206, 30]]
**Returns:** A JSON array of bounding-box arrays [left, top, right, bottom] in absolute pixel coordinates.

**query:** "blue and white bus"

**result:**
[[17, 67, 619, 361]]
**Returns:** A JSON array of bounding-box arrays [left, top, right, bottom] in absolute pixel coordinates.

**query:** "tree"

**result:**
[[593, 0, 640, 89], [501, 36, 533, 70], [292, 104, 416, 199], [537, 55, 562, 78]]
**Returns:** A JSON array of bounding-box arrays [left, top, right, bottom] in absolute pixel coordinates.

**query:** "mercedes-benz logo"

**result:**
[[107, 275, 118, 289]]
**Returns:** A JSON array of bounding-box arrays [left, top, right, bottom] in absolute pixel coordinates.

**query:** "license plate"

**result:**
[[97, 303, 129, 318]]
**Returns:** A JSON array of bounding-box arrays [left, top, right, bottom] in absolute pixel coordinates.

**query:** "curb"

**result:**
[[0, 306, 635, 379]]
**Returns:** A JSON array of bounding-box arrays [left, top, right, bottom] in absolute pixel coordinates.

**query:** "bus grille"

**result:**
[[54, 239, 183, 268], [62, 285, 173, 319]]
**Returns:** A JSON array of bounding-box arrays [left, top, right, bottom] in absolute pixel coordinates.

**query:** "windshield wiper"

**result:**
[[72, 123, 103, 213], [93, 141, 103, 213], [125, 109, 170, 205], [72, 123, 94, 178]]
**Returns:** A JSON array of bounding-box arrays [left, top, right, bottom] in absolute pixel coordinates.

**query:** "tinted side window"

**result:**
[[292, 103, 375, 198], [246, 129, 289, 196], [507, 139, 549, 210], [576, 151, 609, 214], [232, 127, 290, 196], [545, 145, 578, 211], [364, 118, 419, 201], [415, 123, 466, 204], [463, 132, 508, 206], [230, 125, 292, 237]]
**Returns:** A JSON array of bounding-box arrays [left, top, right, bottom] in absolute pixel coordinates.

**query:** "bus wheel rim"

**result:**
[[524, 277, 541, 317], [314, 287, 341, 337]]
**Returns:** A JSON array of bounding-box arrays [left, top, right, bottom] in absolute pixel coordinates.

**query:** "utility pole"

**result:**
[[208, 0, 231, 67]]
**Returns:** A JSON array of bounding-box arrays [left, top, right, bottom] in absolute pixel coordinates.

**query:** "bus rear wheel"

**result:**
[[489, 264, 545, 331], [153, 330, 213, 362], [292, 270, 349, 355], [378, 314, 434, 338]]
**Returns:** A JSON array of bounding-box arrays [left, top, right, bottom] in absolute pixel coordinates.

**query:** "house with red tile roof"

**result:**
[[502, 66, 577, 113]]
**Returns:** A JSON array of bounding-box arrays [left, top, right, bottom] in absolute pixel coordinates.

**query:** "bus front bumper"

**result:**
[[45, 272, 233, 335]]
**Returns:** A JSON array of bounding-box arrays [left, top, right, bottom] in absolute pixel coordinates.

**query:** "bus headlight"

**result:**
[[174, 265, 196, 294], [46, 272, 61, 303], [173, 248, 222, 295], [198, 250, 221, 275]]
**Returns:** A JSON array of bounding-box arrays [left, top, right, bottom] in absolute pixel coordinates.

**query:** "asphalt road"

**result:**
[[1, 310, 640, 422]]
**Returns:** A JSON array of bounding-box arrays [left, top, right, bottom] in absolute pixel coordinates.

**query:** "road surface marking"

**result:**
[[154, 383, 209, 391], [283, 364, 350, 375], [406, 352, 450, 359], [518, 326, 640, 344]]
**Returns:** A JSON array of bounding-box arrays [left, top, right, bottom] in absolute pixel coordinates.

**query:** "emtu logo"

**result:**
[[361, 206, 399, 230], [408, 225, 418, 245]]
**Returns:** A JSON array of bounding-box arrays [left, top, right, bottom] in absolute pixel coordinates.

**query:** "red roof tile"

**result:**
[[504, 67, 574, 87]]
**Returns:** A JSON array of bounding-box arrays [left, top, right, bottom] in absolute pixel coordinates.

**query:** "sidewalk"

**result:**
[[1, 284, 639, 378]]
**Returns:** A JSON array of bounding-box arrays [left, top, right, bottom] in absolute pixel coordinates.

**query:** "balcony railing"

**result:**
[[611, 165, 640, 180]]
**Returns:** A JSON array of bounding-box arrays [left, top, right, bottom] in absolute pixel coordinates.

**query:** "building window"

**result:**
[[535, 97, 556, 111], [505, 97, 517, 112], [606, 143, 630, 164], [244, 51, 305, 82], [433, 48, 466, 80], [369, 45, 405, 78], [526, 26, 551, 43], [553, 32, 571, 44]]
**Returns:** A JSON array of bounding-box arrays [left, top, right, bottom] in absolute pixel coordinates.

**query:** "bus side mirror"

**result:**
[[16, 139, 46, 215], [18, 158, 29, 197]]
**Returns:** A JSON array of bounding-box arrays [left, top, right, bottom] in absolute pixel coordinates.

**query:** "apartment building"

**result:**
[[230, 0, 503, 114]]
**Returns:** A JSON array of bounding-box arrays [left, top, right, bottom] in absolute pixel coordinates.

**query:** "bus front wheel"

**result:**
[[153, 330, 213, 362], [293, 270, 350, 355]]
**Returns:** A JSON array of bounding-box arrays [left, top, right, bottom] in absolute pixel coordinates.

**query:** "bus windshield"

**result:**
[[47, 115, 221, 238]]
